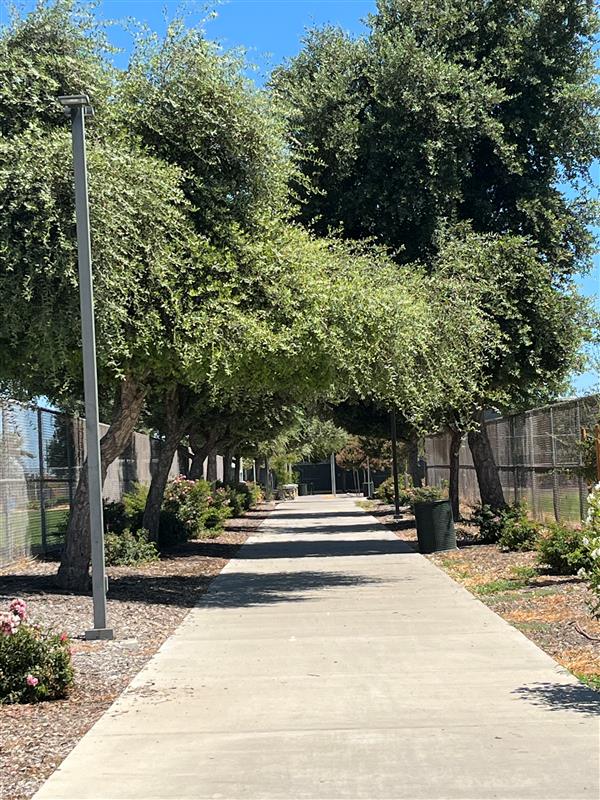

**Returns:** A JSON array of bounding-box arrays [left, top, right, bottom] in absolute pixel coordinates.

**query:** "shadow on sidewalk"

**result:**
[[202, 569, 390, 608], [235, 537, 415, 559], [512, 682, 600, 716]]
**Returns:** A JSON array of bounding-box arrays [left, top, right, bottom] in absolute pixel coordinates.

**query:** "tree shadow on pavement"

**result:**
[[512, 682, 600, 717], [235, 537, 415, 559], [200, 569, 389, 608]]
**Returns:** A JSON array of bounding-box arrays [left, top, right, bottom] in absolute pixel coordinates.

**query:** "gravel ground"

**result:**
[[0, 503, 274, 800], [360, 499, 600, 687]]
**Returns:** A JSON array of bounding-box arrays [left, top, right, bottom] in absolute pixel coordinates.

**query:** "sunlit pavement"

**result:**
[[34, 495, 599, 799]]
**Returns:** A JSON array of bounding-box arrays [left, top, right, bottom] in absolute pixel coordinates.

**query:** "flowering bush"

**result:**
[[0, 600, 73, 704], [161, 477, 234, 542], [578, 483, 600, 615]]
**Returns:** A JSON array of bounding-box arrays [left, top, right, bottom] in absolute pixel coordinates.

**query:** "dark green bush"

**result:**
[[104, 484, 148, 534], [158, 509, 190, 547], [471, 504, 505, 543], [537, 523, 591, 574], [104, 528, 159, 566], [472, 502, 539, 550], [0, 600, 73, 704]]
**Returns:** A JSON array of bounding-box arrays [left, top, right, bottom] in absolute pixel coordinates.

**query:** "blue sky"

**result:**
[[1, 0, 598, 394]]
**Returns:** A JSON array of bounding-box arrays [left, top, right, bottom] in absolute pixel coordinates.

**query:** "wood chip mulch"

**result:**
[[359, 499, 600, 688], [0, 503, 275, 800]]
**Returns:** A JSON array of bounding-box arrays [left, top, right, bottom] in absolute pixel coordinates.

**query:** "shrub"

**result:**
[[157, 510, 189, 547], [472, 502, 539, 550], [537, 523, 591, 574], [498, 509, 540, 552], [0, 600, 73, 704], [578, 483, 600, 615], [375, 477, 412, 506], [122, 482, 149, 517], [103, 500, 128, 534], [104, 528, 159, 566], [103, 483, 148, 534], [162, 476, 206, 539]]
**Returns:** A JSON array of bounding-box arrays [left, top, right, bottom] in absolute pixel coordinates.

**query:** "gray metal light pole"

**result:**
[[59, 95, 113, 641], [330, 453, 337, 497], [390, 409, 402, 518]]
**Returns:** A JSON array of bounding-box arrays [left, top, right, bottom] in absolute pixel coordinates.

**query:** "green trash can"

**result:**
[[413, 499, 457, 554], [298, 483, 308, 496]]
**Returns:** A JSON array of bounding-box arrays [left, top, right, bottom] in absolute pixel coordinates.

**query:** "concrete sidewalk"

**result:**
[[35, 495, 598, 800]]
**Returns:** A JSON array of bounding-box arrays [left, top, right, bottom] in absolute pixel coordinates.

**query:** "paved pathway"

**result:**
[[35, 496, 598, 799]]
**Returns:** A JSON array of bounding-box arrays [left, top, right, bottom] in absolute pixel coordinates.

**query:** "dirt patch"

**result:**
[[0, 503, 274, 800], [360, 499, 600, 688]]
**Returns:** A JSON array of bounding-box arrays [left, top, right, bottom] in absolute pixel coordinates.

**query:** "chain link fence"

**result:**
[[424, 395, 599, 523], [0, 400, 191, 566]]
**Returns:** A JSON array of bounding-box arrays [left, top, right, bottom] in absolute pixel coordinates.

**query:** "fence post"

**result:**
[[527, 412, 538, 519], [549, 406, 560, 522], [36, 408, 48, 554], [509, 415, 518, 504], [576, 401, 586, 521], [65, 416, 75, 508]]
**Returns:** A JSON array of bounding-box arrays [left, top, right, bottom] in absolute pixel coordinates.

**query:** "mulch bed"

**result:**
[[0, 503, 274, 800], [361, 500, 600, 687]]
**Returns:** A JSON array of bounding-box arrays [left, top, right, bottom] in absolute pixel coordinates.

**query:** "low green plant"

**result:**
[[536, 523, 590, 575], [475, 578, 527, 595], [103, 500, 128, 534], [0, 600, 73, 704], [104, 528, 159, 566], [510, 565, 537, 581], [498, 505, 540, 552]]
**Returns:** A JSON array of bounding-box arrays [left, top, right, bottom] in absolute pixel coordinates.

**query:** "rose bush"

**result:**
[[0, 600, 73, 704]]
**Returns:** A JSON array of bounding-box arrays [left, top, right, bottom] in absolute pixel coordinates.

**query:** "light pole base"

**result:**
[[393, 513, 403, 520], [85, 628, 114, 641]]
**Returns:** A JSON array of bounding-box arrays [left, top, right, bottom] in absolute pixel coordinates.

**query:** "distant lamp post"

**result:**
[[59, 94, 112, 641], [330, 453, 337, 497], [390, 409, 402, 518]]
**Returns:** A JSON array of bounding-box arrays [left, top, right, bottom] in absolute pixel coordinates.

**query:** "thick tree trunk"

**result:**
[[449, 427, 462, 521], [407, 433, 422, 488], [189, 429, 217, 480], [142, 389, 190, 541], [468, 412, 506, 510], [206, 448, 218, 482], [56, 376, 146, 591], [222, 445, 234, 484]]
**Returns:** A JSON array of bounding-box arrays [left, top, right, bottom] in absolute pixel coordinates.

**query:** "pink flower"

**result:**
[[60, 632, 68, 642], [26, 675, 39, 687], [1, 615, 18, 635], [9, 599, 27, 620]]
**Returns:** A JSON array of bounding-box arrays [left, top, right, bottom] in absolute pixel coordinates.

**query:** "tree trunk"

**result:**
[[468, 412, 506, 510], [234, 454, 242, 484], [56, 376, 146, 591], [189, 429, 217, 480], [222, 445, 234, 484], [142, 389, 190, 541], [206, 448, 218, 482], [407, 433, 422, 488], [449, 427, 462, 521]]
